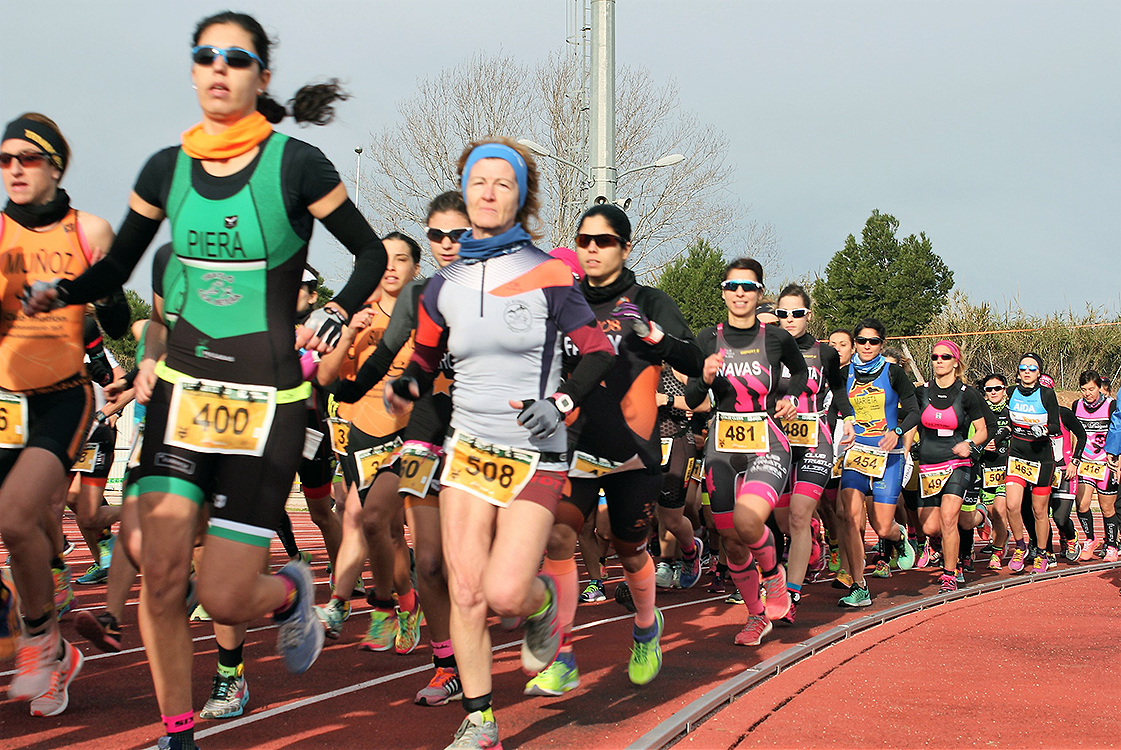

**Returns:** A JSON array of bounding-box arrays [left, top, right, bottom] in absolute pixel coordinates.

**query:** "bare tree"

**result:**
[[359, 50, 776, 276]]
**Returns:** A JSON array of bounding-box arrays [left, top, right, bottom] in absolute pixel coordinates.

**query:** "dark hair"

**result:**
[[384, 231, 422, 265], [456, 137, 541, 239], [777, 283, 811, 308], [303, 263, 319, 293], [15, 112, 69, 175], [854, 317, 886, 340], [1079, 369, 1102, 387], [982, 373, 1007, 388], [192, 11, 350, 126], [577, 204, 631, 244], [1020, 352, 1045, 372], [723, 257, 764, 284], [426, 190, 467, 222], [828, 328, 853, 344]]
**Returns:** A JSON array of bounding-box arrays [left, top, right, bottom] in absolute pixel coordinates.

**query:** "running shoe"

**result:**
[[52, 564, 73, 618], [807, 536, 825, 577], [525, 651, 580, 696], [29, 640, 83, 717], [894, 526, 917, 570], [917, 540, 935, 569], [97, 534, 115, 571], [654, 561, 675, 589], [396, 603, 423, 655], [1, 580, 19, 661], [978, 512, 992, 542], [629, 609, 664, 686], [75, 611, 122, 653], [360, 609, 398, 652], [928, 549, 943, 569], [274, 559, 324, 674], [199, 672, 249, 719], [615, 581, 636, 613], [988, 552, 1002, 571], [578, 580, 606, 603], [871, 560, 892, 579], [1032, 555, 1049, 574], [445, 710, 501, 749], [1009, 547, 1026, 573], [1079, 538, 1102, 562], [838, 584, 872, 608], [708, 571, 726, 594], [961, 556, 975, 574], [61, 538, 76, 557], [9, 629, 60, 700], [156, 737, 200, 750], [416, 666, 463, 706], [1063, 539, 1081, 563], [734, 614, 772, 646], [522, 575, 562, 675], [671, 561, 683, 589], [938, 573, 958, 593], [498, 616, 524, 631], [831, 570, 854, 590], [1105, 547, 1120, 563], [294, 550, 313, 566], [979, 542, 997, 556], [315, 597, 351, 639], [955, 568, 965, 584], [761, 567, 791, 621], [329, 572, 367, 599], [75, 564, 107, 585], [777, 591, 799, 626], [827, 547, 841, 573], [725, 589, 744, 605], [679, 546, 704, 589]]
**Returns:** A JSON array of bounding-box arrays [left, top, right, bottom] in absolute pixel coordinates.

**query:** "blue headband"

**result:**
[[460, 143, 528, 210]]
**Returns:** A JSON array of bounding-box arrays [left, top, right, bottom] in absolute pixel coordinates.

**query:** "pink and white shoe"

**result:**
[[734, 614, 773, 647], [1104, 547, 1119, 563]]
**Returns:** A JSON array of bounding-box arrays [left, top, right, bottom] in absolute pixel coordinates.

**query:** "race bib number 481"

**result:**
[[715, 412, 769, 454]]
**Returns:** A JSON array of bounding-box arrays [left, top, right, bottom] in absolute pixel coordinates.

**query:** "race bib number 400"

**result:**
[[843, 445, 888, 479], [166, 378, 276, 456], [441, 431, 539, 508], [1007, 457, 1042, 485], [780, 414, 819, 448], [715, 412, 769, 454], [0, 392, 29, 449]]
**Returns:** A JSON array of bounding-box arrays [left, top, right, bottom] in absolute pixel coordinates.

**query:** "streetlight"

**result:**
[[517, 139, 591, 181], [354, 146, 363, 211], [618, 152, 686, 179]]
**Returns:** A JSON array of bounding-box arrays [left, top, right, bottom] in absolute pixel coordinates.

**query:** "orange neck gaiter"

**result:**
[[181, 111, 273, 160]]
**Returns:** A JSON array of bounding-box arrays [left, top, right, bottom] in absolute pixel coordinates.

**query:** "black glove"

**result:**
[[87, 353, 114, 388], [610, 300, 662, 344], [303, 307, 348, 350], [390, 376, 421, 402], [517, 398, 562, 439]]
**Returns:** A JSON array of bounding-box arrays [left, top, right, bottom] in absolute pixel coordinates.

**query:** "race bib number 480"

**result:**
[[166, 377, 276, 456], [715, 412, 769, 454], [0, 392, 29, 449], [441, 431, 539, 508], [780, 414, 819, 448]]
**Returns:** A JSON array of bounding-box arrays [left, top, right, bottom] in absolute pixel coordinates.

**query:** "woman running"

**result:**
[[23, 13, 386, 749], [685, 258, 807, 644], [772, 285, 854, 623], [386, 139, 614, 749], [824, 327, 856, 582], [525, 203, 702, 696], [912, 341, 992, 591], [1, 112, 116, 717], [1073, 370, 1117, 561], [977, 374, 1012, 569], [837, 319, 919, 607]]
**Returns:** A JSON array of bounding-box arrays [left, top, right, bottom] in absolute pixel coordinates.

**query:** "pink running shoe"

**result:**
[[1009, 547, 1026, 573], [1079, 538, 1102, 562], [734, 614, 773, 646], [1031, 554, 1048, 574], [938, 572, 958, 593], [988, 552, 1002, 571], [1104, 547, 1119, 563], [761, 567, 791, 621]]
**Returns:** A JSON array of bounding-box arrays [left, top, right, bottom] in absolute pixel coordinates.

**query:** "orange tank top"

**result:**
[[336, 299, 414, 438], [0, 209, 92, 393]]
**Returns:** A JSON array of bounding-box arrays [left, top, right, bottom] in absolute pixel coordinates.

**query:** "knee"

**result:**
[[447, 572, 487, 614], [546, 524, 578, 559], [198, 584, 244, 625], [0, 512, 35, 548], [306, 499, 335, 527], [721, 535, 748, 564], [610, 536, 646, 560], [141, 556, 191, 614], [414, 548, 445, 586], [482, 575, 528, 618], [871, 516, 896, 538], [788, 505, 813, 532]]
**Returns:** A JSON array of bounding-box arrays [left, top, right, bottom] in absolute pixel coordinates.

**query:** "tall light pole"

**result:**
[[588, 0, 615, 205], [354, 146, 363, 212]]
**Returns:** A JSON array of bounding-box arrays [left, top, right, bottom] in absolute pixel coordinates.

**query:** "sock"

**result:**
[[367, 594, 396, 612], [1078, 510, 1095, 539], [163, 712, 194, 748], [432, 639, 456, 669], [624, 555, 657, 629], [680, 536, 697, 558], [786, 581, 802, 597], [633, 616, 659, 643], [747, 527, 778, 577], [1106, 515, 1119, 548], [960, 528, 975, 560], [727, 555, 764, 616], [942, 566, 957, 576], [542, 556, 578, 637], [98, 527, 112, 542], [217, 641, 244, 678], [463, 693, 493, 722], [24, 612, 51, 636], [397, 588, 417, 614], [50, 556, 64, 570], [330, 593, 347, 606], [273, 573, 298, 621], [716, 561, 728, 576]]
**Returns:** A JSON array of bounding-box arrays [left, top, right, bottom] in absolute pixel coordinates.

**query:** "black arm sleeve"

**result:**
[[636, 287, 704, 377], [336, 282, 425, 403], [775, 328, 808, 399], [94, 286, 131, 339], [1062, 407, 1087, 459], [966, 387, 997, 439], [558, 350, 615, 406], [319, 199, 387, 317], [822, 346, 853, 418], [891, 364, 920, 433], [1043, 388, 1062, 436], [685, 327, 718, 409], [57, 209, 162, 305]]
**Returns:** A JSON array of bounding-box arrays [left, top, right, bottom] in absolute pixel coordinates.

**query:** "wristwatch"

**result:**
[[552, 393, 575, 415], [893, 427, 904, 436]]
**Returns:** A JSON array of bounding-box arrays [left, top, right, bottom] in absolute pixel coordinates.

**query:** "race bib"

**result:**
[[72, 443, 100, 474], [982, 466, 1006, 489], [831, 455, 844, 480], [691, 457, 705, 483], [570, 451, 624, 479], [1007, 457, 1041, 484], [1052, 468, 1063, 489], [302, 428, 324, 461], [843, 445, 888, 479], [780, 413, 819, 448], [0, 392, 29, 449], [441, 430, 539, 508], [715, 412, 769, 454], [327, 418, 350, 456], [919, 467, 954, 498], [165, 377, 276, 456], [1077, 460, 1108, 482], [660, 437, 673, 467], [397, 444, 440, 499], [354, 436, 403, 491]]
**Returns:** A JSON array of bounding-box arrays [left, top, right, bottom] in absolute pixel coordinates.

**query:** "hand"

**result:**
[[773, 398, 797, 420], [299, 305, 349, 353], [19, 279, 65, 315], [839, 420, 856, 449], [656, 393, 669, 408], [103, 378, 128, 403], [1029, 424, 1046, 438], [878, 431, 899, 452], [952, 440, 973, 459], [135, 360, 157, 405], [1064, 463, 1077, 481], [384, 376, 420, 415], [510, 398, 562, 439], [87, 353, 114, 388], [611, 300, 661, 343], [1108, 454, 1120, 472], [702, 350, 725, 386], [902, 451, 914, 486]]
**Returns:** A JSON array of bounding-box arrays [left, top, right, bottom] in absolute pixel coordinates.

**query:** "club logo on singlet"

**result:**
[[503, 300, 532, 332], [719, 350, 764, 378], [197, 272, 243, 307], [224, 215, 238, 229], [850, 380, 888, 435]]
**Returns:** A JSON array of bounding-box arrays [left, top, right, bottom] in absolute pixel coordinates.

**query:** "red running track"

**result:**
[[1, 512, 1116, 749]]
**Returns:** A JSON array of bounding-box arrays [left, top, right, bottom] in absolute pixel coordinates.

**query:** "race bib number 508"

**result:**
[[441, 431, 539, 508]]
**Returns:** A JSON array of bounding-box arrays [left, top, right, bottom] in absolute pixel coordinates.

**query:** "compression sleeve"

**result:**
[[775, 328, 809, 400], [57, 209, 162, 305], [637, 287, 704, 377], [557, 324, 615, 405], [94, 287, 131, 339], [891, 364, 920, 433], [684, 327, 718, 410], [1042, 388, 1062, 436], [1062, 407, 1087, 459], [319, 199, 387, 317], [822, 346, 853, 418]]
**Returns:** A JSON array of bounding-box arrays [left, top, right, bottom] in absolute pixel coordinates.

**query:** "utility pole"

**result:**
[[354, 147, 363, 212], [588, 0, 615, 205]]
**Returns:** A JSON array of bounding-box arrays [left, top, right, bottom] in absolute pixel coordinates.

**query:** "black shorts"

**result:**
[[75, 422, 117, 481], [704, 417, 790, 530], [657, 435, 696, 510], [561, 468, 661, 545], [341, 425, 402, 503], [133, 377, 306, 548], [0, 381, 94, 480], [916, 465, 973, 509], [297, 406, 335, 489]]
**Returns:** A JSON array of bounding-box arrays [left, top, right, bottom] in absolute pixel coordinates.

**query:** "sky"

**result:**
[[3, 0, 1118, 315]]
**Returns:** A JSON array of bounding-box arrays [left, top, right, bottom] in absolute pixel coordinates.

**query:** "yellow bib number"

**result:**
[[982, 466, 1006, 489], [398, 444, 439, 498], [570, 451, 623, 478], [72, 443, 99, 474], [0, 392, 29, 449], [166, 378, 275, 456], [843, 445, 888, 479], [1077, 460, 1108, 482], [919, 467, 954, 498], [441, 430, 539, 508], [1007, 457, 1041, 484], [355, 437, 402, 491], [127, 428, 144, 470], [660, 437, 673, 467], [327, 418, 350, 456], [715, 412, 769, 454], [831, 455, 844, 480], [1052, 469, 1063, 489], [780, 414, 819, 448], [691, 457, 705, 483]]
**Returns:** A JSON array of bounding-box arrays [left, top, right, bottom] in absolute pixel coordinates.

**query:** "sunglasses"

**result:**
[[426, 227, 469, 243], [575, 233, 623, 249], [931, 353, 956, 361], [720, 279, 764, 293], [775, 308, 809, 319], [0, 151, 51, 169], [191, 45, 265, 69], [1018, 364, 1039, 372], [984, 385, 1005, 393], [855, 336, 883, 346]]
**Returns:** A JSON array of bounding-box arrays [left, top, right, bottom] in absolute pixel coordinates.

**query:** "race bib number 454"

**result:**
[[166, 377, 276, 457], [441, 430, 539, 508], [843, 445, 888, 479]]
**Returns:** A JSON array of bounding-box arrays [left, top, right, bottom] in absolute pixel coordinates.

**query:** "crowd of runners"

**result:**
[[2, 10, 1120, 750]]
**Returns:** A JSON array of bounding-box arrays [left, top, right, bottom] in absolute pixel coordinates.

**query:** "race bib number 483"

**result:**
[[166, 378, 276, 456], [1007, 457, 1042, 485], [441, 431, 539, 508]]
